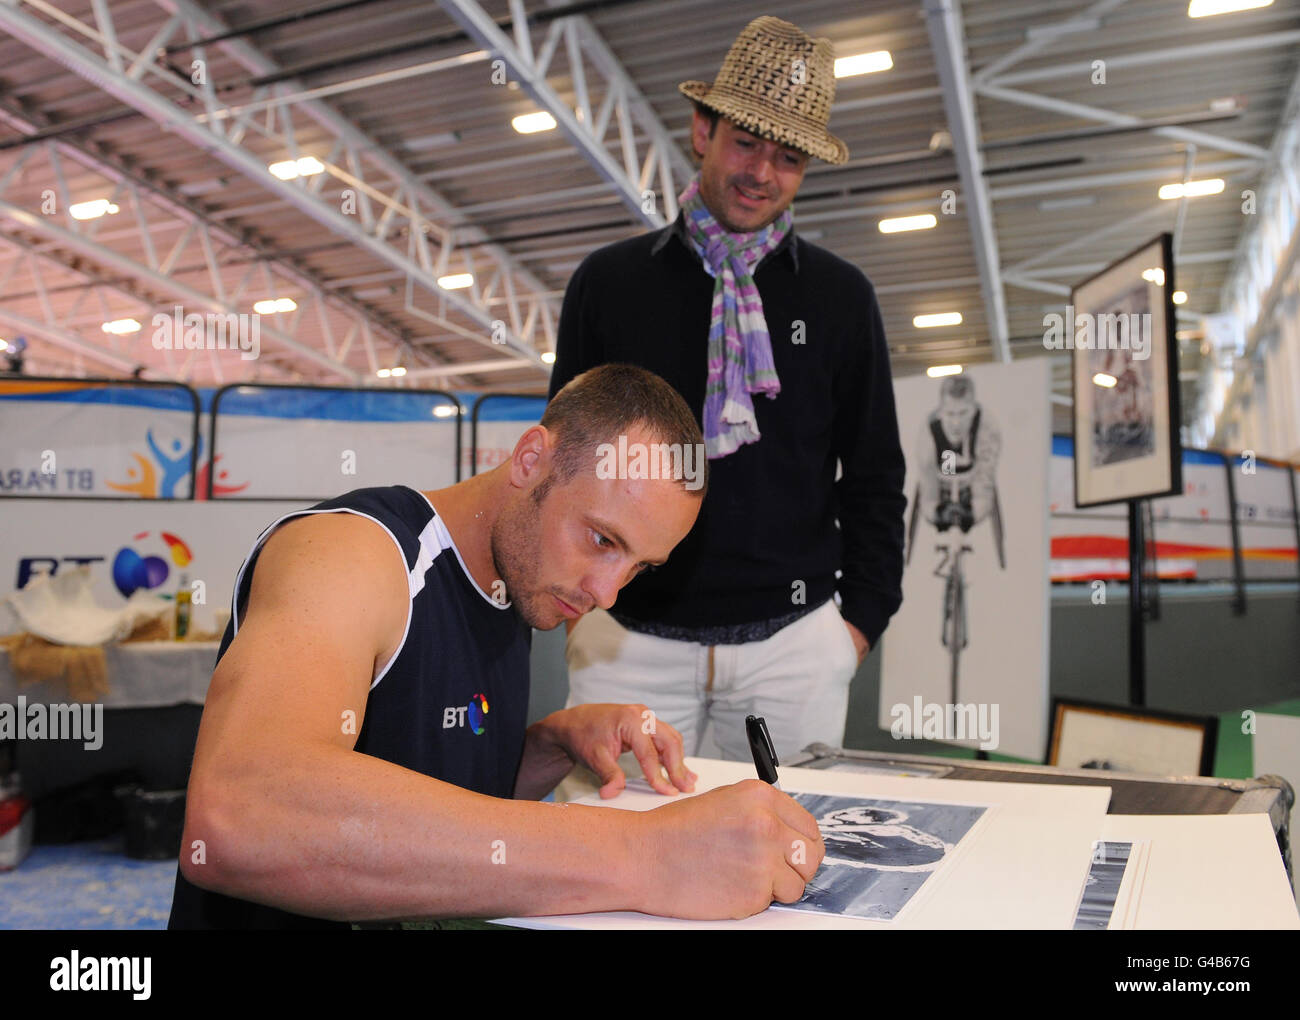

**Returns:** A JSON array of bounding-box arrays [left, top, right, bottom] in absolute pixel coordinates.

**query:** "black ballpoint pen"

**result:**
[[745, 715, 781, 790]]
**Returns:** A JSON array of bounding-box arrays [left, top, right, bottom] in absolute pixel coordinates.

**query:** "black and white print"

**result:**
[[1073, 840, 1133, 930], [779, 793, 987, 922]]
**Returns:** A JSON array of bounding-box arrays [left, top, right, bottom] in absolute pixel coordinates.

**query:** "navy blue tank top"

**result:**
[[168, 485, 531, 929]]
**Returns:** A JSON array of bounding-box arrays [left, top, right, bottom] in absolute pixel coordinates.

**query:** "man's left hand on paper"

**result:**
[[529, 703, 699, 800]]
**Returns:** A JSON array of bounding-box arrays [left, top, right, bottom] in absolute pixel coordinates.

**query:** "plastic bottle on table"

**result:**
[[175, 572, 192, 640]]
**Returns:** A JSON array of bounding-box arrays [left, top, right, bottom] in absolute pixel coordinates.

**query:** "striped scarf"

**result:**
[[678, 176, 792, 459]]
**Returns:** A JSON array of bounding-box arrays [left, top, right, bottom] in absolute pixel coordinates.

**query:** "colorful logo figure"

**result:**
[[111, 530, 192, 598], [467, 693, 490, 736], [107, 430, 248, 498], [195, 453, 250, 499]]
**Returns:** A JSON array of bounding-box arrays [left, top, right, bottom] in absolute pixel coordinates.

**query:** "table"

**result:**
[[788, 742, 1295, 882], [0, 640, 219, 709], [1, 640, 219, 800], [506, 754, 1299, 929]]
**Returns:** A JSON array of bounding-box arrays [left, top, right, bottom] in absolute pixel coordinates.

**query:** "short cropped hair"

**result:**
[[540, 363, 707, 497], [941, 376, 975, 402]]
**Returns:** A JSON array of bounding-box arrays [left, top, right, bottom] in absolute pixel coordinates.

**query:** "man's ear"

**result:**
[[509, 424, 549, 489], [690, 109, 713, 161]]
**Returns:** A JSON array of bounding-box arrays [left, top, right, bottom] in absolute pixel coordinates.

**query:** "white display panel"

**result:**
[[880, 360, 1052, 761]]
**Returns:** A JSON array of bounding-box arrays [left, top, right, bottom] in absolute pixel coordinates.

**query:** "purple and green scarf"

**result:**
[[678, 176, 792, 459]]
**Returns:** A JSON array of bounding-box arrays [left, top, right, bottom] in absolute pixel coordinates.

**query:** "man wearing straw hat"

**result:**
[[549, 16, 906, 764]]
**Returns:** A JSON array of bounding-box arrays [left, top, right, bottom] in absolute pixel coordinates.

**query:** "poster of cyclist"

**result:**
[[1089, 283, 1156, 467], [880, 358, 1052, 762], [1071, 234, 1182, 507]]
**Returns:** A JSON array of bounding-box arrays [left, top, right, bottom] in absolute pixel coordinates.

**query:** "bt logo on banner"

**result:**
[[442, 693, 490, 735], [111, 531, 192, 597], [16, 531, 191, 594]]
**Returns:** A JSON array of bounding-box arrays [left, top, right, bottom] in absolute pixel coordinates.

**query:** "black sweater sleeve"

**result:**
[[548, 254, 598, 400], [833, 277, 906, 649]]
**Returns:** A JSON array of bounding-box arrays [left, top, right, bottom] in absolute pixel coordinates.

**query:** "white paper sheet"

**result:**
[[497, 757, 1111, 930], [1099, 814, 1300, 929]]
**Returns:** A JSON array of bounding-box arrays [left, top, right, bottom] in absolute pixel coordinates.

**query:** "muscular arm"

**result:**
[[181, 514, 823, 922], [969, 412, 1002, 523], [915, 421, 940, 523], [180, 514, 640, 921]]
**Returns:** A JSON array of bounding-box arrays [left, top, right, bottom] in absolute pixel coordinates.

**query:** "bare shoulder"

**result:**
[[224, 511, 411, 695], [251, 511, 406, 607], [184, 512, 414, 854]]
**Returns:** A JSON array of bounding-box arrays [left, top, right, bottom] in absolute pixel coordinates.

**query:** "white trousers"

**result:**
[[563, 598, 859, 764]]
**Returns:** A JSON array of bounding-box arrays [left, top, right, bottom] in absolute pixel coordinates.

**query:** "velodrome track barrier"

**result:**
[[206, 382, 463, 500], [1, 378, 1296, 601]]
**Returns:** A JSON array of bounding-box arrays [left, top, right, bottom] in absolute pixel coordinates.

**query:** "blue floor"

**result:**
[[0, 838, 177, 929]]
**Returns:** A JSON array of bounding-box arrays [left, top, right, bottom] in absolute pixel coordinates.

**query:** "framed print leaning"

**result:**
[[1069, 233, 1182, 508]]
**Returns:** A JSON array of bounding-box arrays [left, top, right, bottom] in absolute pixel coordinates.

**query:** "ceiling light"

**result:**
[[1142, 268, 1165, 286], [253, 298, 297, 314], [390, 366, 407, 377], [1038, 195, 1097, 212], [69, 199, 120, 220], [512, 112, 557, 134], [404, 131, 461, 151], [1158, 178, 1224, 200], [1093, 373, 1118, 388], [1173, 291, 1188, 304], [433, 405, 457, 418], [438, 273, 474, 290], [541, 351, 556, 364], [834, 51, 893, 77], [1188, 0, 1272, 17], [879, 214, 937, 233], [268, 156, 326, 180], [377, 368, 392, 378], [914, 312, 962, 328], [178, 178, 226, 196], [927, 365, 962, 378], [101, 319, 141, 335]]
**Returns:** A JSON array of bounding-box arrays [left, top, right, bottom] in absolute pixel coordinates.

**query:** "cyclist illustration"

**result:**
[[910, 376, 1003, 549], [905, 376, 1006, 702], [1091, 343, 1155, 465], [816, 804, 950, 873]]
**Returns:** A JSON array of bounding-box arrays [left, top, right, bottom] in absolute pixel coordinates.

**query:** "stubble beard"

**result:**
[[701, 169, 786, 234], [490, 487, 565, 631]]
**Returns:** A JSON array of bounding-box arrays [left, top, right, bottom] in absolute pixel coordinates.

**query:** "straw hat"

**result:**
[[679, 16, 848, 165]]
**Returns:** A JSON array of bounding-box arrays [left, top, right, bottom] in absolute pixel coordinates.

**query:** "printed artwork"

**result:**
[[776, 793, 987, 922]]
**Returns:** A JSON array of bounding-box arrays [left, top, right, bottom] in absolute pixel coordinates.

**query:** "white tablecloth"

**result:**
[[0, 641, 219, 708]]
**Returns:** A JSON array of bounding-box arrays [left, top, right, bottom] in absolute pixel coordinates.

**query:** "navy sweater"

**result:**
[[548, 216, 906, 647]]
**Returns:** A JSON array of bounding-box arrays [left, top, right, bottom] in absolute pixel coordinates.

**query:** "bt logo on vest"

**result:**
[[442, 693, 490, 735]]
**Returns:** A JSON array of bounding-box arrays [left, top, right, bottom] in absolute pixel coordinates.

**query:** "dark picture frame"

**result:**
[[1070, 233, 1182, 508], [1047, 698, 1217, 777]]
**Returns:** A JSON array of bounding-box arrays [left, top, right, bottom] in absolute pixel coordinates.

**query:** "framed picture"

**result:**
[[1070, 234, 1182, 508], [1047, 698, 1217, 777]]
